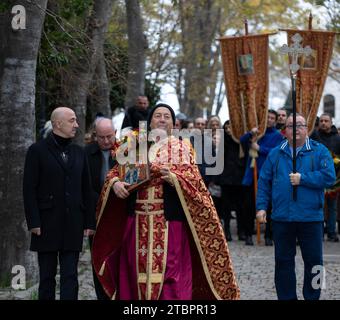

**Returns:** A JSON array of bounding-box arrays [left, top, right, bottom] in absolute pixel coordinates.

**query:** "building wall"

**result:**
[[319, 76, 340, 128]]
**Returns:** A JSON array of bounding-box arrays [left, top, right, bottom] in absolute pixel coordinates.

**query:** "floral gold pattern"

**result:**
[[219, 34, 273, 142], [283, 29, 336, 134]]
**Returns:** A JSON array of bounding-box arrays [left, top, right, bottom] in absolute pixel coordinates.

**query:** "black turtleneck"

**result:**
[[276, 123, 285, 130], [52, 132, 72, 150]]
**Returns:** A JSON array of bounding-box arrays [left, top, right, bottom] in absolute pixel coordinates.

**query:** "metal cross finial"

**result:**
[[279, 33, 313, 75]]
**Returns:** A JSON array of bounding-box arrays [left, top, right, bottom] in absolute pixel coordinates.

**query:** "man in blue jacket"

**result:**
[[256, 114, 335, 300], [240, 109, 283, 245]]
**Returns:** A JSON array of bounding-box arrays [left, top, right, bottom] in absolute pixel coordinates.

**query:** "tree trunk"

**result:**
[[215, 72, 225, 117], [124, 0, 146, 109], [178, 0, 221, 119], [90, 51, 112, 118], [0, 0, 48, 287], [65, 0, 113, 144]]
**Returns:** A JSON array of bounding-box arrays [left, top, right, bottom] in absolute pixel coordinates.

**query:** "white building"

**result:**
[[319, 76, 340, 127]]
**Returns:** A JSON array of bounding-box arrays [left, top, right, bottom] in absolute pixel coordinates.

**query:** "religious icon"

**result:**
[[124, 164, 139, 184], [301, 49, 317, 70], [119, 162, 150, 192], [237, 54, 254, 75]]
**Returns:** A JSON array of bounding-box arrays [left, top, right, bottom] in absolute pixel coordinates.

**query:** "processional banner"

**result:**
[[219, 34, 274, 142], [281, 29, 336, 134]]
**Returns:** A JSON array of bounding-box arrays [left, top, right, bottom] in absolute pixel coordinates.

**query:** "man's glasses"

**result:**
[[286, 124, 307, 129]]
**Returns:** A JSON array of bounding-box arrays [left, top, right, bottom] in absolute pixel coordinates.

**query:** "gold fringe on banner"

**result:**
[[281, 29, 336, 134], [219, 33, 276, 142]]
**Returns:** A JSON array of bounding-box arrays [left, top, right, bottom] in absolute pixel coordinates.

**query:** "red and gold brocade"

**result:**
[[92, 136, 240, 300], [135, 184, 168, 300]]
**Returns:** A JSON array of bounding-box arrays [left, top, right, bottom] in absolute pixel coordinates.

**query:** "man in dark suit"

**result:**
[[85, 118, 116, 300], [23, 107, 96, 300], [121, 95, 150, 130]]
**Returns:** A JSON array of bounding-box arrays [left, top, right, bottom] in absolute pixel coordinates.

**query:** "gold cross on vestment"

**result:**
[[279, 33, 313, 75]]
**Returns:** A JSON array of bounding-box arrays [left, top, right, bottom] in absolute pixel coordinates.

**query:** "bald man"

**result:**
[[85, 118, 116, 300], [23, 107, 96, 300]]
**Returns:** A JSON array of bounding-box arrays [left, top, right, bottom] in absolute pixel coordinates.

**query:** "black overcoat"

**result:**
[[23, 134, 95, 252], [84, 142, 116, 206]]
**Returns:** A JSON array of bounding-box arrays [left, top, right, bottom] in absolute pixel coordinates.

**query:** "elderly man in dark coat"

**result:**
[[23, 107, 95, 300], [85, 117, 116, 300]]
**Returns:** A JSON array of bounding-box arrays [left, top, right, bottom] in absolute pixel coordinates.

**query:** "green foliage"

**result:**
[[0, 272, 11, 288], [35, 0, 161, 134], [224, 0, 308, 32], [59, 0, 93, 19], [105, 42, 129, 111], [0, 2, 11, 14], [30, 290, 38, 300], [37, 0, 90, 79], [36, 0, 93, 127]]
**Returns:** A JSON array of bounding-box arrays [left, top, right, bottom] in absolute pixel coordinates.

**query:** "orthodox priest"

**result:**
[[92, 103, 239, 300]]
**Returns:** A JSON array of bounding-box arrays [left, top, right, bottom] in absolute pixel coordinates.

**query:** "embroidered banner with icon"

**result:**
[[219, 34, 274, 142], [281, 29, 336, 134]]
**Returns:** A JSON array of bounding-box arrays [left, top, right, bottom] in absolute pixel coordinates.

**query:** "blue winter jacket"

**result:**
[[256, 138, 336, 222], [240, 127, 283, 186]]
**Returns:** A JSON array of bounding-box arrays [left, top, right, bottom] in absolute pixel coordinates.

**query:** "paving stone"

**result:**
[[1, 220, 339, 300]]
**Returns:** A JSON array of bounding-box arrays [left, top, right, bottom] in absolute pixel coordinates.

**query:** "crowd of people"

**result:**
[[23, 96, 340, 301]]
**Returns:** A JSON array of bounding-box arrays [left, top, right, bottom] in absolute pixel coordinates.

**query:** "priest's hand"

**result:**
[[289, 173, 301, 185], [113, 181, 130, 199], [160, 166, 174, 187], [30, 227, 41, 236], [256, 210, 267, 224]]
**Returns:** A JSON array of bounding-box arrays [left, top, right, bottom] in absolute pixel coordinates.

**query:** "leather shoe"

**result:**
[[328, 235, 339, 242]]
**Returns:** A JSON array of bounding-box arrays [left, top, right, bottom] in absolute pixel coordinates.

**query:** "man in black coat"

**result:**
[[23, 107, 96, 300], [313, 113, 340, 242], [121, 95, 150, 130], [85, 118, 116, 300], [215, 120, 246, 241], [191, 117, 210, 185]]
